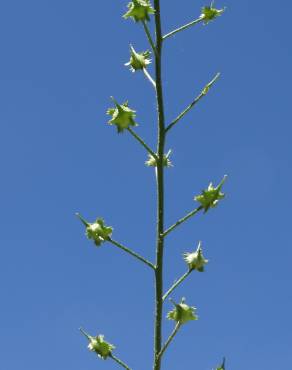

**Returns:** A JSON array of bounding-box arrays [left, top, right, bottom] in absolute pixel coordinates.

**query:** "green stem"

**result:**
[[153, 1, 166, 370], [162, 270, 192, 301], [163, 17, 203, 40], [79, 327, 91, 341], [108, 238, 155, 270], [220, 357, 226, 369], [157, 322, 181, 359], [127, 127, 158, 160], [142, 20, 158, 58], [143, 67, 157, 89], [109, 353, 132, 370], [163, 206, 203, 237], [75, 213, 90, 227], [165, 72, 221, 133]]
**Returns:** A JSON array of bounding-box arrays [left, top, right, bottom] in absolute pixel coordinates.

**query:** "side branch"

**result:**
[[109, 354, 132, 370], [163, 17, 203, 40], [108, 238, 155, 270], [157, 322, 181, 360], [165, 73, 221, 133], [143, 68, 157, 89], [162, 270, 192, 301], [127, 127, 158, 160], [163, 206, 203, 237], [142, 20, 158, 58]]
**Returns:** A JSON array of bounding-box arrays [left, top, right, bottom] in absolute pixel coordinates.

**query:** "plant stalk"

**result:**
[[165, 72, 221, 133], [163, 17, 203, 40], [163, 206, 203, 237], [162, 270, 192, 301], [108, 238, 155, 270], [157, 322, 181, 360], [143, 67, 157, 89], [109, 354, 132, 370], [153, 1, 166, 369], [142, 20, 158, 58], [127, 127, 158, 160]]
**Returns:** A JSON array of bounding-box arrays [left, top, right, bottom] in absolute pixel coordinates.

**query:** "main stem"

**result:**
[[153, 1, 165, 370]]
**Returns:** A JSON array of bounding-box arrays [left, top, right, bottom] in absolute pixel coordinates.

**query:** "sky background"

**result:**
[[0, 1, 292, 369]]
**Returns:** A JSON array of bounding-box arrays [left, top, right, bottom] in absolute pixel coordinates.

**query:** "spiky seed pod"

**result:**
[[200, 2, 225, 24], [107, 98, 138, 133], [145, 150, 173, 167], [183, 241, 209, 272], [76, 213, 113, 247], [167, 298, 198, 324], [123, 0, 155, 22], [194, 175, 227, 212], [125, 45, 151, 72]]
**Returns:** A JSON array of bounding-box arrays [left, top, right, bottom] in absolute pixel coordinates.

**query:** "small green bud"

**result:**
[[80, 328, 115, 360], [167, 298, 198, 324], [202, 85, 210, 95], [200, 2, 225, 24], [194, 175, 227, 213], [123, 0, 155, 22], [202, 72, 221, 96], [76, 213, 113, 247], [125, 45, 151, 72], [145, 150, 173, 167], [107, 98, 138, 133], [183, 241, 209, 272]]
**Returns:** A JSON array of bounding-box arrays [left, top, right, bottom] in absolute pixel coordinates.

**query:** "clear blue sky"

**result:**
[[1, 1, 291, 369]]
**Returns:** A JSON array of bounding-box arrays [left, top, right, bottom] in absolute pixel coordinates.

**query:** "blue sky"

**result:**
[[0, 1, 291, 369]]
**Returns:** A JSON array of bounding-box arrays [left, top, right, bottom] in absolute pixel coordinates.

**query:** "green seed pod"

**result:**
[[200, 2, 225, 24], [107, 98, 138, 133], [80, 328, 115, 360], [194, 175, 227, 213], [167, 298, 198, 324], [76, 213, 113, 247], [123, 0, 155, 22], [183, 241, 209, 272], [125, 45, 151, 72], [145, 150, 173, 167]]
